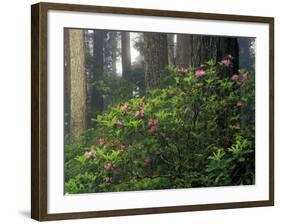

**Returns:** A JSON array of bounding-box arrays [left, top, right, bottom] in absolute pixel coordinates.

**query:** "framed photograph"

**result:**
[[31, 2, 274, 221]]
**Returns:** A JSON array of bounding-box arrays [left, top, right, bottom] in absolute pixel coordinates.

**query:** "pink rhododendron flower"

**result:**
[[121, 102, 131, 112], [139, 100, 145, 107], [84, 150, 96, 159], [105, 176, 112, 183], [242, 72, 249, 81], [200, 64, 206, 68], [177, 67, 188, 75], [99, 138, 105, 145], [119, 144, 126, 152], [149, 125, 157, 133], [91, 150, 96, 158], [227, 54, 233, 59], [84, 151, 91, 159], [104, 162, 113, 170], [109, 139, 115, 146], [236, 101, 243, 107], [222, 58, 231, 66], [195, 69, 205, 78], [115, 118, 123, 126], [135, 109, 144, 118], [148, 119, 158, 127], [231, 73, 239, 81], [144, 158, 152, 165]]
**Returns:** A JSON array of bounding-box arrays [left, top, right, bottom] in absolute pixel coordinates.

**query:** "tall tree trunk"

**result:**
[[68, 29, 87, 142], [89, 30, 105, 122], [167, 34, 176, 65], [190, 35, 217, 67], [143, 33, 168, 90], [159, 34, 169, 68], [93, 30, 105, 78], [121, 32, 131, 80], [64, 29, 70, 140], [176, 34, 191, 67], [238, 37, 253, 70], [111, 32, 118, 74], [175, 35, 238, 70], [103, 32, 119, 74]]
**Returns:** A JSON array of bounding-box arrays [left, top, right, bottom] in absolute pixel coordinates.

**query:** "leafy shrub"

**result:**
[[65, 59, 255, 194]]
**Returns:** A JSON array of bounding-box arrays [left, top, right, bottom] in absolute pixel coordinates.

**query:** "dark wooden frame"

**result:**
[[31, 2, 274, 221]]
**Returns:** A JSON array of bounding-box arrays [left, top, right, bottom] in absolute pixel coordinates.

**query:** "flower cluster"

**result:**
[[121, 102, 131, 113], [231, 73, 239, 81], [194, 64, 206, 78], [148, 119, 158, 133], [135, 108, 145, 118], [195, 69, 205, 78], [177, 67, 188, 75], [144, 157, 151, 165], [104, 162, 113, 170], [115, 118, 123, 126], [119, 143, 126, 152], [231, 72, 249, 82], [139, 99, 145, 107], [221, 54, 233, 66], [99, 138, 105, 145], [84, 149, 96, 159], [236, 101, 243, 107]]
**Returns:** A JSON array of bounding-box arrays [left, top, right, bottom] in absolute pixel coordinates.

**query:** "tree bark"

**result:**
[[121, 32, 131, 80], [64, 29, 70, 139], [143, 33, 168, 90], [68, 29, 87, 141], [175, 35, 237, 71], [176, 34, 191, 67], [159, 34, 169, 68], [93, 30, 105, 78], [190, 35, 217, 67], [103, 32, 119, 74], [91, 30, 105, 120], [167, 34, 176, 65], [111, 32, 118, 74], [238, 37, 253, 70]]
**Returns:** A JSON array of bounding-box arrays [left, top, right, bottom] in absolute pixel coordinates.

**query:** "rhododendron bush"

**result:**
[[65, 60, 255, 194]]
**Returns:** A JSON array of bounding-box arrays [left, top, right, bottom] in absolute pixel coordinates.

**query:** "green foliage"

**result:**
[[65, 60, 255, 194], [65, 173, 97, 194], [204, 136, 254, 186]]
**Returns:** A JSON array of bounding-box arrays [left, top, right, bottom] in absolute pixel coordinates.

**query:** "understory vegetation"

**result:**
[[65, 60, 255, 194]]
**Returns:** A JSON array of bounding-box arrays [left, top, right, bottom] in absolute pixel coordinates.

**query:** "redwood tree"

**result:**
[[176, 34, 191, 67], [68, 29, 87, 141], [143, 33, 168, 90], [121, 32, 131, 80]]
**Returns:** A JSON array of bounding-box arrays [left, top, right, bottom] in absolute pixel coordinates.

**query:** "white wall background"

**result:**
[[0, 0, 279, 223]]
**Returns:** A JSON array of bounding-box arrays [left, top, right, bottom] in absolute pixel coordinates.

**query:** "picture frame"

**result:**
[[31, 2, 274, 221]]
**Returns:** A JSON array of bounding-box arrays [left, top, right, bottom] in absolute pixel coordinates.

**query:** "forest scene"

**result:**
[[64, 28, 255, 194]]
